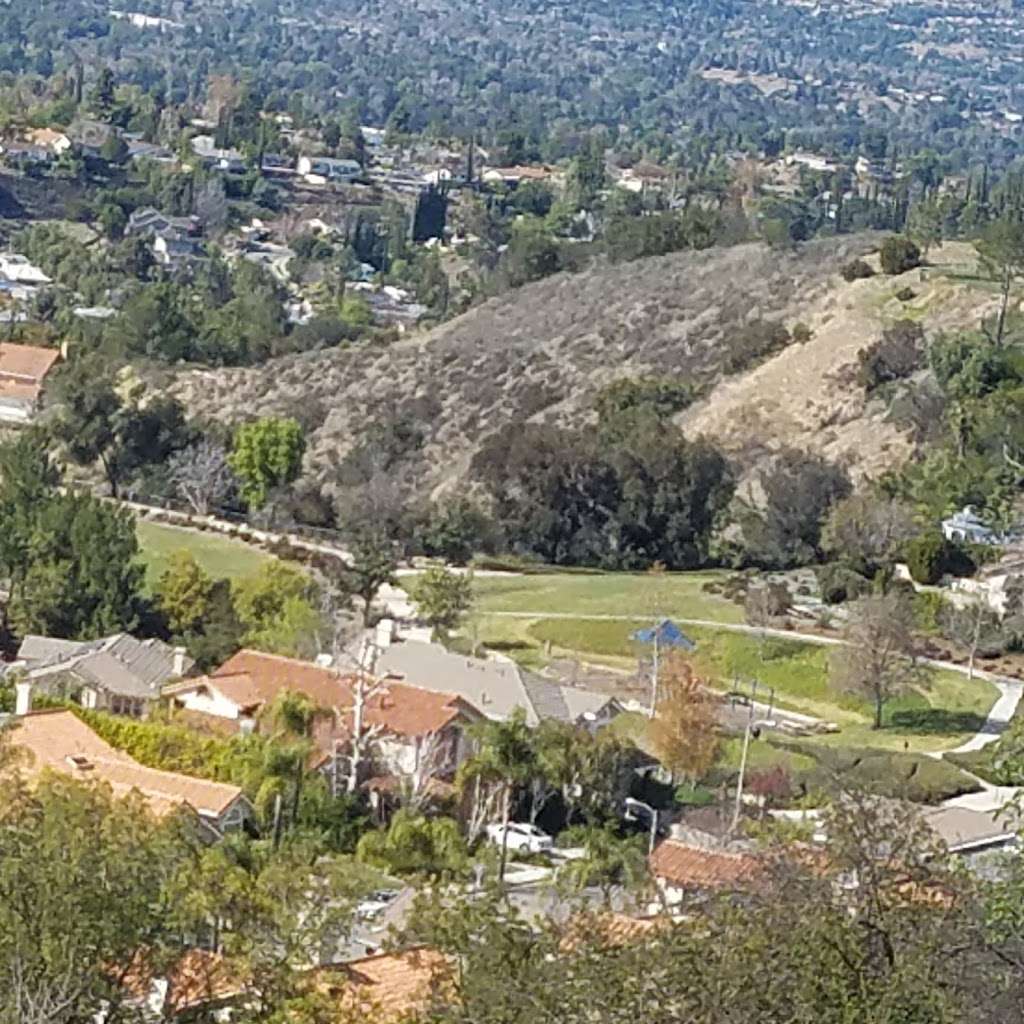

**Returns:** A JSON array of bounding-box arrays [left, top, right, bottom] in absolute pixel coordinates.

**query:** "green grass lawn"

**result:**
[[476, 613, 998, 753], [471, 570, 744, 624], [136, 520, 274, 591]]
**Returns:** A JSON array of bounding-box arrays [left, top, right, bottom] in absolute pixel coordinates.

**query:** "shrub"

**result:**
[[791, 322, 813, 343], [840, 258, 875, 282], [895, 286, 915, 302], [815, 563, 870, 605], [856, 320, 924, 391], [722, 319, 791, 375], [879, 236, 921, 276], [905, 532, 976, 585], [914, 590, 948, 634]]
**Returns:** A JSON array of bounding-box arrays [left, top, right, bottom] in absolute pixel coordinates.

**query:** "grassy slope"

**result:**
[[135, 520, 273, 590]]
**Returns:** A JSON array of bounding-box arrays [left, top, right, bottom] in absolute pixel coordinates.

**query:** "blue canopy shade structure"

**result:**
[[631, 619, 697, 651]]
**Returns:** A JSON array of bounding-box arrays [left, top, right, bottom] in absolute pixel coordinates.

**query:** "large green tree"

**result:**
[[229, 417, 306, 509]]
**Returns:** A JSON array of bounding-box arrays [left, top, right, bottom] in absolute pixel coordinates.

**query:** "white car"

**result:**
[[486, 822, 554, 854]]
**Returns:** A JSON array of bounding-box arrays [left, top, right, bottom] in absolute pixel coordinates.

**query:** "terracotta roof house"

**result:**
[[165, 650, 484, 792], [25, 127, 72, 154], [118, 948, 248, 1019], [15, 633, 194, 719], [0, 341, 60, 424], [313, 948, 454, 1022], [4, 706, 252, 837], [649, 839, 764, 905]]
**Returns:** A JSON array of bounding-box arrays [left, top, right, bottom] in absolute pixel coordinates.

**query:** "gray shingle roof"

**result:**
[[18, 633, 193, 701]]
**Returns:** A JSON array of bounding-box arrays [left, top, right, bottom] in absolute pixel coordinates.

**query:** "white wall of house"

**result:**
[[174, 687, 243, 719]]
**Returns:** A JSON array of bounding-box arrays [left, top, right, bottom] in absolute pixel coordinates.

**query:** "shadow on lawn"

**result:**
[[888, 709, 988, 735]]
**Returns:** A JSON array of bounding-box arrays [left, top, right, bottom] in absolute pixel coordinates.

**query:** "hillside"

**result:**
[[168, 235, 999, 499]]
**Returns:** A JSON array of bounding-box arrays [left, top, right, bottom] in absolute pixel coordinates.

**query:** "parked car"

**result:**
[[356, 888, 400, 920], [486, 822, 554, 854]]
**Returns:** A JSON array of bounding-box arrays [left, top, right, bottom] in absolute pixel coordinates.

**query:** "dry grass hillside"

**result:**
[[169, 235, 1001, 497], [680, 240, 1003, 482]]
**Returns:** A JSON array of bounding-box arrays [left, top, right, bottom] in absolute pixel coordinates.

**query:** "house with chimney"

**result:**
[[368, 622, 623, 731], [14, 633, 195, 719], [0, 341, 60, 425], [3, 699, 252, 838], [163, 648, 484, 793]]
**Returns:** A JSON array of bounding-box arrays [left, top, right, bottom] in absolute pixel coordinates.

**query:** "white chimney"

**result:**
[[172, 646, 189, 677], [15, 681, 32, 717], [375, 618, 396, 650]]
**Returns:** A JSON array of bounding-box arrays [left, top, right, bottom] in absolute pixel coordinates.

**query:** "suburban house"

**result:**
[[297, 155, 362, 182], [25, 127, 72, 155], [115, 946, 452, 1022], [312, 948, 453, 1022], [370, 627, 623, 730], [163, 649, 484, 791], [0, 341, 60, 425], [0, 252, 51, 285], [117, 949, 247, 1021], [14, 633, 194, 718], [0, 142, 52, 166], [69, 118, 118, 156], [921, 805, 1019, 868], [125, 139, 177, 164], [648, 839, 764, 906], [190, 135, 246, 172], [153, 235, 201, 271], [126, 206, 198, 239], [4, 703, 252, 838], [941, 505, 1011, 545], [482, 164, 554, 186]]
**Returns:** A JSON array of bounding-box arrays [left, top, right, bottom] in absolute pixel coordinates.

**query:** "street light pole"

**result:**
[[625, 796, 659, 855]]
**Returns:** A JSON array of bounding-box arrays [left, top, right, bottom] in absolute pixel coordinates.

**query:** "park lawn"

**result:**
[[510, 616, 998, 753], [470, 570, 744, 624], [136, 520, 274, 591]]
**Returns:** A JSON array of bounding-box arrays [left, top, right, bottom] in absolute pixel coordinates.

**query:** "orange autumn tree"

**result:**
[[647, 654, 720, 785]]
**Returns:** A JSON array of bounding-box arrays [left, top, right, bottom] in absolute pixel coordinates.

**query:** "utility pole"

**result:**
[[729, 679, 773, 835]]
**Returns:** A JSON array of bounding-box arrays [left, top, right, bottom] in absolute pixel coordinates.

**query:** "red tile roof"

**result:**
[[120, 949, 247, 1015], [7, 710, 243, 820], [649, 840, 763, 890], [314, 948, 454, 1021], [200, 650, 476, 738], [0, 342, 60, 382]]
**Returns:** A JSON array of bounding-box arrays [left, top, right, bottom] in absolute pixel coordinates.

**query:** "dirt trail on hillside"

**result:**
[[680, 242, 1002, 482]]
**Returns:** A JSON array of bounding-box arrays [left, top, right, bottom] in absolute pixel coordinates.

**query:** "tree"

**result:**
[[51, 356, 191, 498], [6, 491, 144, 640], [263, 689, 330, 833], [90, 67, 115, 114], [417, 497, 490, 565], [939, 597, 1003, 681], [735, 448, 851, 568], [0, 776, 193, 1024], [355, 810, 469, 878], [167, 439, 235, 515], [975, 218, 1024, 345], [340, 532, 399, 626], [646, 655, 719, 784], [822, 493, 917, 576], [229, 417, 305, 509], [409, 566, 473, 636], [458, 710, 536, 881], [232, 562, 321, 657], [905, 531, 973, 585], [831, 593, 923, 729], [907, 199, 943, 255], [555, 825, 649, 908], [744, 580, 791, 649], [155, 551, 216, 636], [879, 235, 921, 276]]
